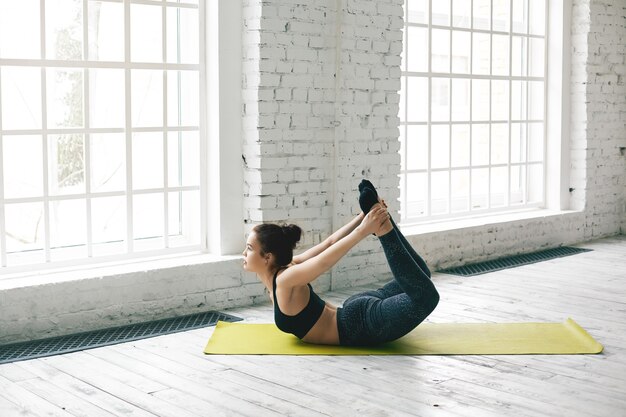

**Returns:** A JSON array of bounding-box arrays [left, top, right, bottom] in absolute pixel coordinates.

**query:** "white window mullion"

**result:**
[[162, 2, 169, 248], [542, 0, 549, 206], [124, 0, 133, 253], [40, 0, 51, 263], [447, 0, 452, 215], [524, 0, 530, 205], [468, 0, 473, 210], [487, 0, 493, 210], [426, 0, 432, 217], [84, 0, 92, 258], [507, 0, 513, 207], [0, 67, 6, 267]]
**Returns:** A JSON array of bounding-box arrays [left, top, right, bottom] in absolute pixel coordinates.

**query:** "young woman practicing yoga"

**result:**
[[242, 180, 440, 346]]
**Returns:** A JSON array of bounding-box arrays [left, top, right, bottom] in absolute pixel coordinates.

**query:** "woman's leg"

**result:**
[[389, 217, 431, 278], [337, 227, 439, 346]]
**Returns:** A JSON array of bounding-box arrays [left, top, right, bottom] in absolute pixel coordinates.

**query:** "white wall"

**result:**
[[1, 0, 624, 345]]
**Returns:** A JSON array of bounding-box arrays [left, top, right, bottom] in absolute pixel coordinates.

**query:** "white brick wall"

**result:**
[[570, 0, 626, 237], [242, 0, 404, 290], [2, 0, 625, 344]]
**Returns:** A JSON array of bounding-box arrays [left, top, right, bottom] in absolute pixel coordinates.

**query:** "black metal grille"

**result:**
[[0, 310, 241, 364], [438, 246, 593, 277]]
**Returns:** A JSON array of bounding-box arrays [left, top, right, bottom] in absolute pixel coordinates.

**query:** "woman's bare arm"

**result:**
[[280, 206, 388, 288], [291, 212, 365, 265]]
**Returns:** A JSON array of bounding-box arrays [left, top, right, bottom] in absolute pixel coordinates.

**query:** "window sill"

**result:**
[[0, 252, 243, 291], [399, 208, 582, 236]]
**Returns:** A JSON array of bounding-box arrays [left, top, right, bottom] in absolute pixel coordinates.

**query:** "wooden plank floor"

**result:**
[[1, 235, 625, 416]]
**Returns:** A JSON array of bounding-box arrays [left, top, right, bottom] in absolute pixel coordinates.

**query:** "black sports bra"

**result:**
[[272, 267, 326, 339]]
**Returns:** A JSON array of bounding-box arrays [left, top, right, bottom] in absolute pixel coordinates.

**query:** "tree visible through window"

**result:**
[[0, 0, 203, 270]]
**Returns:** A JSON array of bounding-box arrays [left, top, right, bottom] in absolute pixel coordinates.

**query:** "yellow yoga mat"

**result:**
[[203, 318, 603, 355]]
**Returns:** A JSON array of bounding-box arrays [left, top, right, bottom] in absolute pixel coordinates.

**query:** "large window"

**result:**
[[399, 0, 547, 222], [0, 0, 203, 270]]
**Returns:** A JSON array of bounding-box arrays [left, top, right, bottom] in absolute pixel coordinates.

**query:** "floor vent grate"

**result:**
[[0, 310, 242, 364], [438, 246, 593, 277]]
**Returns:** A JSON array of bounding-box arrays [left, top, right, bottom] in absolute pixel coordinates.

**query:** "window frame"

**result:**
[[399, 0, 558, 225], [0, 0, 208, 273]]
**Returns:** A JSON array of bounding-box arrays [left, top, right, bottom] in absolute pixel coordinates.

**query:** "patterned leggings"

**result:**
[[336, 218, 440, 346]]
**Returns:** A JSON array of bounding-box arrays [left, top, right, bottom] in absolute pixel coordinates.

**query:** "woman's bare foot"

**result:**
[[372, 202, 393, 237], [375, 218, 393, 237]]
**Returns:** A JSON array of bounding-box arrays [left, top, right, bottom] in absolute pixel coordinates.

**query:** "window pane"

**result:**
[[407, 77, 428, 122], [473, 0, 490, 30], [47, 68, 84, 128], [167, 71, 199, 127], [431, 171, 449, 215], [511, 80, 527, 120], [1, 67, 42, 130], [166, 7, 199, 64], [512, 36, 527, 77], [451, 124, 470, 167], [432, 29, 450, 73], [407, 0, 428, 24], [406, 172, 427, 218], [88, 1, 124, 61], [168, 131, 200, 187], [491, 80, 509, 121], [91, 196, 126, 256], [511, 123, 527, 163], [472, 33, 490, 75], [492, 34, 510, 76], [90, 133, 125, 193], [451, 30, 470, 74], [471, 168, 488, 209], [491, 124, 508, 165], [431, 78, 450, 122], [452, 0, 471, 28], [492, 0, 510, 32], [131, 70, 163, 127], [528, 122, 544, 162], [472, 79, 489, 121], [451, 169, 469, 212], [529, 0, 545, 36], [431, 125, 450, 169], [131, 4, 162, 63], [510, 165, 526, 204], [529, 37, 545, 77], [132, 133, 163, 190], [50, 199, 87, 260], [133, 193, 164, 250], [89, 69, 125, 128], [490, 166, 507, 207], [528, 163, 543, 203], [2, 135, 43, 199], [432, 0, 450, 26], [512, 0, 528, 33], [168, 190, 200, 247], [407, 26, 428, 73], [46, 0, 83, 60], [528, 81, 544, 120], [400, 127, 406, 168], [49, 134, 85, 195], [405, 125, 428, 171], [0, 0, 40, 59], [471, 124, 489, 166], [4, 202, 45, 265], [451, 78, 470, 121]]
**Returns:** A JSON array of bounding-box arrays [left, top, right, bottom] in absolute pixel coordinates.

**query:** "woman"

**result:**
[[242, 180, 439, 346]]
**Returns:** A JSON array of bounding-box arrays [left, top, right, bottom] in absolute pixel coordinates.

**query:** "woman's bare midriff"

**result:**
[[301, 304, 340, 345]]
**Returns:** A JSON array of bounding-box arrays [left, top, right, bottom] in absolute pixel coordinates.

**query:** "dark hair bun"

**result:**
[[281, 224, 302, 249]]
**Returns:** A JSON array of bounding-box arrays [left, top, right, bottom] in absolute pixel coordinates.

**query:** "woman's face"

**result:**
[[242, 231, 267, 273]]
